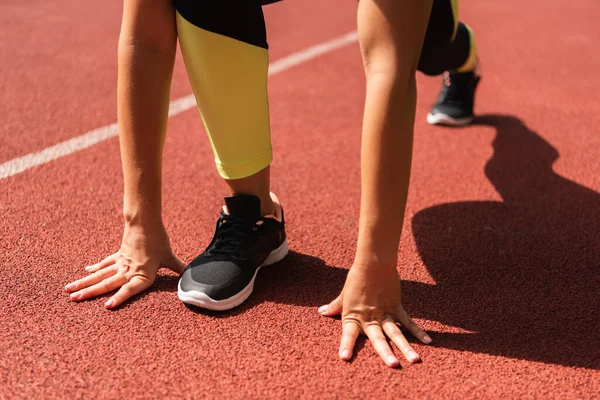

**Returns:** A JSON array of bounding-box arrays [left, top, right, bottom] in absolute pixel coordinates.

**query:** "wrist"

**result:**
[[352, 253, 398, 271], [123, 205, 163, 230], [354, 230, 401, 269]]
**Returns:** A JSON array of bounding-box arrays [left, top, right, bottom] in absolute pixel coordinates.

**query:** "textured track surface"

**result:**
[[1, 0, 599, 398]]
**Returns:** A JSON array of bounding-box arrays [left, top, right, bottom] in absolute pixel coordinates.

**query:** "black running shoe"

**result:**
[[178, 193, 288, 311], [427, 69, 481, 126]]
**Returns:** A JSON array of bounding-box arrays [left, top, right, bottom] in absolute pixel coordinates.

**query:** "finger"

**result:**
[[164, 254, 186, 275], [70, 274, 126, 302], [396, 307, 432, 344], [339, 319, 361, 361], [318, 295, 342, 317], [382, 316, 420, 363], [65, 265, 118, 293], [85, 253, 119, 273], [105, 276, 152, 309], [364, 323, 399, 368]]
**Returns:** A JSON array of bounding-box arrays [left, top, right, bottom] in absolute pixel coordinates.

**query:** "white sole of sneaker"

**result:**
[[177, 239, 289, 311], [427, 112, 474, 127]]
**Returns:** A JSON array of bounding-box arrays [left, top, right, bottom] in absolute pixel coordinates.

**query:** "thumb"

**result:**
[[318, 294, 343, 317]]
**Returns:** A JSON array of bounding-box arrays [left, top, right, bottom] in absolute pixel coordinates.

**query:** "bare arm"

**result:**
[[117, 0, 178, 227], [355, 0, 430, 266], [65, 0, 184, 308], [319, 0, 434, 367]]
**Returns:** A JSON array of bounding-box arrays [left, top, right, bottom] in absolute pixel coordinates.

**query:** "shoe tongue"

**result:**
[[224, 195, 261, 222]]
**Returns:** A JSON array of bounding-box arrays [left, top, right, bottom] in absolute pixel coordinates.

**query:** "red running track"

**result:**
[[1, 0, 599, 398]]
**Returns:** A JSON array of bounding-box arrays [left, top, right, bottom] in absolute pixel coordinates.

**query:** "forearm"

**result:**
[[116, 22, 176, 226], [354, 0, 432, 268], [355, 74, 417, 267]]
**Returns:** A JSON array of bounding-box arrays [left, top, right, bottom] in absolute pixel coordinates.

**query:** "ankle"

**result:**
[[226, 190, 275, 216], [260, 196, 275, 217]]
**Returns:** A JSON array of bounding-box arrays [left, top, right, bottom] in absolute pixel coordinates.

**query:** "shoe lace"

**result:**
[[209, 212, 258, 258]]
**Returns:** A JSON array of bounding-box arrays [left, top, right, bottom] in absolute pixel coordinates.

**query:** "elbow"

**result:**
[[363, 59, 417, 95], [362, 50, 418, 91]]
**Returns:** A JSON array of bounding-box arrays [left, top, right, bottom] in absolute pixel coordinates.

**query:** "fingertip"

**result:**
[[105, 298, 116, 309], [386, 355, 399, 367], [340, 349, 352, 361], [407, 351, 420, 363], [318, 305, 328, 314], [422, 334, 432, 344], [69, 292, 81, 301]]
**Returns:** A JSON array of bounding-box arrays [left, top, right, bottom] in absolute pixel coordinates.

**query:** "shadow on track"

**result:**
[[407, 114, 599, 369]]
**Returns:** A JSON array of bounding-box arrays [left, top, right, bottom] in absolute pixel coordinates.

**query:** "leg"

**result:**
[[419, 0, 481, 126], [175, 1, 288, 310], [175, 0, 274, 215], [418, 0, 478, 76]]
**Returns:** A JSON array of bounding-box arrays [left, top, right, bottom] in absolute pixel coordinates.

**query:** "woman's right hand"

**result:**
[[64, 223, 185, 309]]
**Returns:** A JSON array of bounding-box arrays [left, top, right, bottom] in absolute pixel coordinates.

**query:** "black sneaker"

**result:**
[[427, 69, 481, 126], [178, 193, 288, 311]]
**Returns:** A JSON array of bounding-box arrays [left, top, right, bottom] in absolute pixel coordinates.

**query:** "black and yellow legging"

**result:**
[[418, 0, 478, 76], [174, 0, 477, 180], [175, 0, 273, 180]]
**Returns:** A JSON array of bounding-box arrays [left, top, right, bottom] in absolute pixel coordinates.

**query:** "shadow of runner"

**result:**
[[408, 114, 600, 369]]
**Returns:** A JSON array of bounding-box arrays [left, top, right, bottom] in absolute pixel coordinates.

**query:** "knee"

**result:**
[[418, 46, 450, 76], [417, 21, 454, 76]]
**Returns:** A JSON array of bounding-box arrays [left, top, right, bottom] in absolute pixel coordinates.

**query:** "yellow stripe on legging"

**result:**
[[451, 0, 459, 41], [449, 1, 477, 73], [176, 12, 272, 180], [457, 24, 478, 72]]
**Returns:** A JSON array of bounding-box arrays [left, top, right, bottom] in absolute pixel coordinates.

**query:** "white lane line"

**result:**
[[0, 31, 359, 181]]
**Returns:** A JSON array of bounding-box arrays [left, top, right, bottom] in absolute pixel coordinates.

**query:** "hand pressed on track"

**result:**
[[318, 264, 432, 367], [65, 224, 185, 309]]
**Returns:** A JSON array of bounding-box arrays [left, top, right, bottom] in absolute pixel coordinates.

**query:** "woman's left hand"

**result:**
[[318, 263, 432, 367]]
